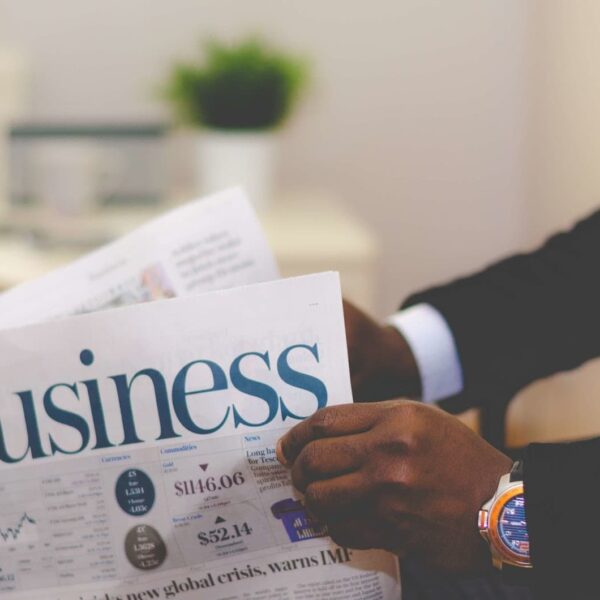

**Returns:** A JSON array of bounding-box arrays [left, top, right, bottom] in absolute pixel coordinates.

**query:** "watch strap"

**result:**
[[509, 459, 524, 483], [502, 563, 533, 587]]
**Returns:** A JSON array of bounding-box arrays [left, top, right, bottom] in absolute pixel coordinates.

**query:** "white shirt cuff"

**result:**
[[387, 303, 464, 403]]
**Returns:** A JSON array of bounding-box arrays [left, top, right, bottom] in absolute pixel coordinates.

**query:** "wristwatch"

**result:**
[[478, 460, 532, 583]]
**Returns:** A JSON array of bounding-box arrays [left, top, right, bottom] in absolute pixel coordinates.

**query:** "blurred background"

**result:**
[[1, 0, 600, 447]]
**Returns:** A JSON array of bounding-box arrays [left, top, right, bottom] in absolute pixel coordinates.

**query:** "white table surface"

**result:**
[[0, 192, 381, 310]]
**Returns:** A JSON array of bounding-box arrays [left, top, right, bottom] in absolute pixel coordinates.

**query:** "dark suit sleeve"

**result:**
[[402, 209, 600, 410], [524, 437, 600, 598]]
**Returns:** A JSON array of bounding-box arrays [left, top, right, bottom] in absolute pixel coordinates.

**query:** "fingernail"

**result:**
[[276, 438, 290, 467]]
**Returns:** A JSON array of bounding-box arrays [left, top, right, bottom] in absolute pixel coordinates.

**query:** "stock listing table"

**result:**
[[0, 428, 327, 595]]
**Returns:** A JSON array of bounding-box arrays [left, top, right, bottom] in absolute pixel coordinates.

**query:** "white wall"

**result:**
[[507, 0, 600, 446], [526, 0, 600, 243], [0, 0, 531, 315]]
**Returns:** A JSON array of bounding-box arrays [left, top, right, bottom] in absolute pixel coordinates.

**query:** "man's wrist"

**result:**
[[478, 456, 531, 577], [380, 326, 421, 398]]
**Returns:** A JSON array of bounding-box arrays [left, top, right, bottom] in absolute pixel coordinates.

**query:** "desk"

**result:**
[[0, 192, 381, 312]]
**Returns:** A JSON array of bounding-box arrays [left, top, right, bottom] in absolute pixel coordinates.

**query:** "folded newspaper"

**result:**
[[0, 189, 401, 599]]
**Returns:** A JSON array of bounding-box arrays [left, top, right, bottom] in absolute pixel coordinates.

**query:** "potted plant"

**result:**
[[164, 37, 308, 211]]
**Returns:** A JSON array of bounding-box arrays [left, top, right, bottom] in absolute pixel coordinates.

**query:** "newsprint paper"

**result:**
[[0, 191, 401, 599], [0, 188, 280, 329]]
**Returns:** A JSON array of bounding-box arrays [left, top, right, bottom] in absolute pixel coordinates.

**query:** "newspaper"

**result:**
[[0, 191, 401, 599], [0, 188, 279, 329]]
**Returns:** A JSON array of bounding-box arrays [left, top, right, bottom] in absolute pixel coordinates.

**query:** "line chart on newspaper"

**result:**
[[0, 189, 401, 600]]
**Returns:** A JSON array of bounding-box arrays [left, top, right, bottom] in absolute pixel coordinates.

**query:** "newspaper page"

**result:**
[[0, 272, 401, 600], [0, 187, 279, 329]]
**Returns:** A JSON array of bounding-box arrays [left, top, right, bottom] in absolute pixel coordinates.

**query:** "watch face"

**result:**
[[498, 493, 530, 559]]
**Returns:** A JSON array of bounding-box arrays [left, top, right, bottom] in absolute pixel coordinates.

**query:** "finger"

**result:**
[[277, 404, 378, 466], [327, 513, 412, 557], [327, 517, 388, 550], [291, 434, 366, 492], [343, 300, 365, 375], [343, 301, 358, 341], [342, 299, 356, 326], [303, 472, 372, 522]]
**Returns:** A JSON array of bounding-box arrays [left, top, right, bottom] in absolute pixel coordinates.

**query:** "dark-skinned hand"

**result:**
[[277, 400, 512, 574], [343, 300, 421, 402]]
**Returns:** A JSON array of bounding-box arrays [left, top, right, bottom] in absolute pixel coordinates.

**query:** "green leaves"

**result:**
[[163, 38, 309, 130]]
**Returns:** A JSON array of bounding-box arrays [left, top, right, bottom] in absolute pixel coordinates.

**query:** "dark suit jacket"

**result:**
[[401, 209, 600, 597]]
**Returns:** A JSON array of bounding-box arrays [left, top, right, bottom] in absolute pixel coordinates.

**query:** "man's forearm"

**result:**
[[402, 209, 600, 406]]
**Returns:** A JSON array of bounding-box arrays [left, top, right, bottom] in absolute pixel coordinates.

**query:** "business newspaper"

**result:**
[[0, 273, 400, 600], [0, 195, 401, 599]]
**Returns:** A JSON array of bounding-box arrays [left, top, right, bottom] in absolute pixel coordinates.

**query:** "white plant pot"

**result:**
[[196, 130, 276, 212]]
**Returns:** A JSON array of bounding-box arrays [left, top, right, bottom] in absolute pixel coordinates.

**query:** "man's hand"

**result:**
[[344, 301, 421, 402], [276, 401, 512, 574]]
